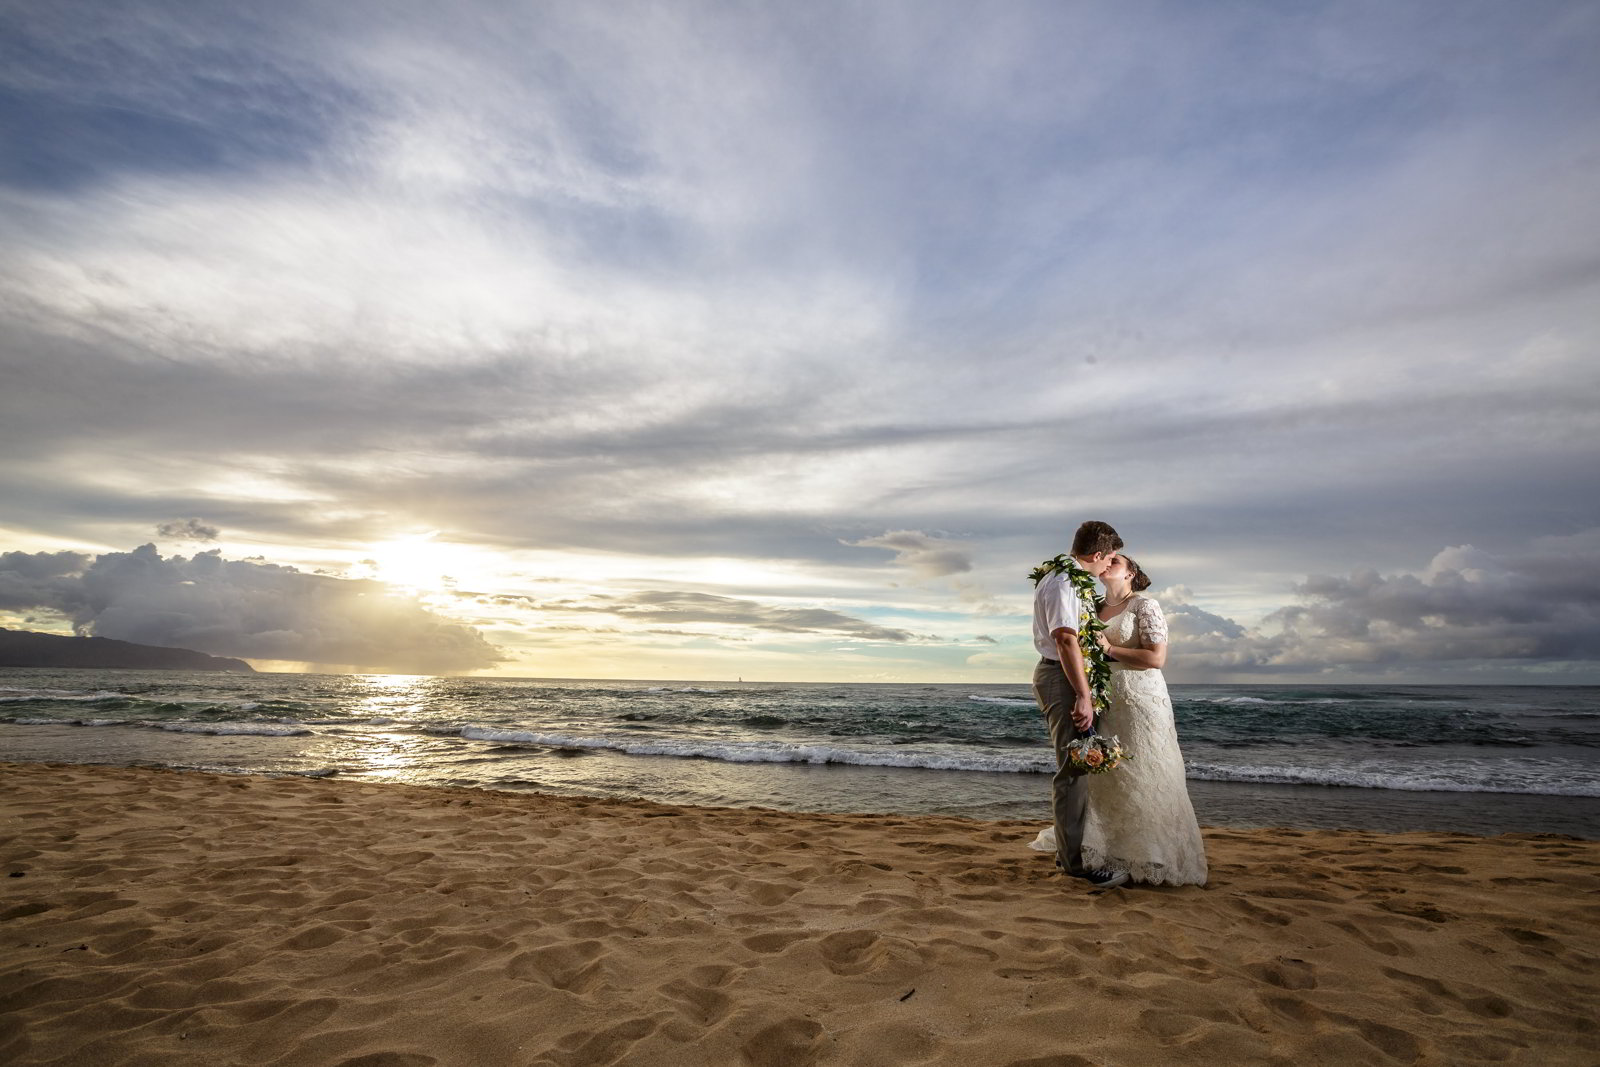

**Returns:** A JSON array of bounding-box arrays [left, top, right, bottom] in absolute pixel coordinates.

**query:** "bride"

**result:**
[[1031, 554, 1207, 886]]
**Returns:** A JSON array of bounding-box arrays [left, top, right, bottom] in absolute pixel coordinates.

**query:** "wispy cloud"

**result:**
[[519, 590, 919, 644], [846, 531, 974, 578]]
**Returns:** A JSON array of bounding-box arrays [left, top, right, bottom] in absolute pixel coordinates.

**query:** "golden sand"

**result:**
[[1, 762, 1595, 1065]]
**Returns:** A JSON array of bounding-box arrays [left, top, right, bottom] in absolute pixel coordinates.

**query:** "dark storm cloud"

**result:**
[[0, 549, 91, 613], [156, 519, 220, 542], [0, 545, 501, 673], [1164, 533, 1600, 677], [1158, 594, 1254, 675]]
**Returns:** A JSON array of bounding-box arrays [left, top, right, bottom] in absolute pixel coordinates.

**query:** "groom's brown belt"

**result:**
[[1040, 657, 1060, 665]]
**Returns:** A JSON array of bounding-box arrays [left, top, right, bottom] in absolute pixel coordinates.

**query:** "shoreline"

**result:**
[[3, 670, 1596, 843], [3, 762, 1597, 1065], [2, 722, 1599, 839]]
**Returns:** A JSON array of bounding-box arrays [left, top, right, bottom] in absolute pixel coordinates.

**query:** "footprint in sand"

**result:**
[[1498, 925, 1555, 946], [1324, 1009, 1426, 1062], [1137, 1007, 1210, 1042], [278, 923, 346, 951], [687, 964, 736, 987], [740, 930, 811, 954], [921, 937, 999, 965], [901, 839, 984, 857], [1465, 994, 1514, 1017], [1375, 898, 1454, 924], [658, 976, 733, 1025], [543, 1016, 658, 1067], [816, 930, 893, 976], [506, 940, 608, 993], [1225, 896, 1293, 927], [994, 960, 1087, 982], [1325, 918, 1412, 958], [1243, 956, 1318, 990], [739, 1016, 825, 1067], [754, 880, 808, 906], [1379, 965, 1452, 997], [0, 901, 52, 921], [334, 1053, 438, 1066]]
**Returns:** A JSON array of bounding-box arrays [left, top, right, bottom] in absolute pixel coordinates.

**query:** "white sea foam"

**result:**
[[159, 722, 313, 736], [451, 725, 1600, 795], [1197, 695, 1341, 706], [3, 716, 133, 726], [459, 725, 1053, 774], [0, 690, 134, 703], [1184, 761, 1600, 798], [968, 696, 1036, 706], [165, 763, 255, 776]]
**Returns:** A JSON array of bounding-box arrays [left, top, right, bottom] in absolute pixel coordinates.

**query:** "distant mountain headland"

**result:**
[[0, 629, 255, 673]]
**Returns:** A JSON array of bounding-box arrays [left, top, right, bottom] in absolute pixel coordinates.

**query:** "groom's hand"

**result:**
[[1072, 694, 1094, 732]]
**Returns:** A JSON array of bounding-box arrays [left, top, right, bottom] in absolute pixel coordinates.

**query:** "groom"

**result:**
[[1032, 519, 1126, 889]]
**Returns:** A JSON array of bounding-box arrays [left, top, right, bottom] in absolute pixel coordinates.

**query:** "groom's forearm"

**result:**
[[1053, 630, 1090, 697], [1054, 630, 1095, 730]]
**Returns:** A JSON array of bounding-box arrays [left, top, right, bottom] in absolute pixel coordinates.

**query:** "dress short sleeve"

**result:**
[[1135, 597, 1169, 646]]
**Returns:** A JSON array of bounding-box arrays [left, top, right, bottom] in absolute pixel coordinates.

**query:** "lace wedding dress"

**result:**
[[1030, 596, 1208, 886]]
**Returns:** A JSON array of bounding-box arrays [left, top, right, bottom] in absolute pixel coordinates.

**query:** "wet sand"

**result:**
[[2, 762, 1595, 1065]]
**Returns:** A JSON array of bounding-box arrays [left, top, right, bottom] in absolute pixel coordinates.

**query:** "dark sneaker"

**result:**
[[1082, 869, 1129, 889]]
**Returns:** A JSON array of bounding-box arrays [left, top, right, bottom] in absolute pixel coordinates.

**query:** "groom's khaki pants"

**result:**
[[1033, 657, 1090, 877]]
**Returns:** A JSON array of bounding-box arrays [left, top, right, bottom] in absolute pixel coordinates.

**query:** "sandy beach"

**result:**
[[1, 763, 1595, 1066]]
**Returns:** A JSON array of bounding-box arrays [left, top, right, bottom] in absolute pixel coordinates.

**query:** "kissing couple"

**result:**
[[1028, 520, 1207, 889]]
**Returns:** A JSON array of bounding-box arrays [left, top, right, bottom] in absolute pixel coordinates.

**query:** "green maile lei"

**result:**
[[1029, 554, 1111, 718]]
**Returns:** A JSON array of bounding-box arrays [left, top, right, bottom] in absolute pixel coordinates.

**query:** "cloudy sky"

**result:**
[[1, 1, 1596, 682]]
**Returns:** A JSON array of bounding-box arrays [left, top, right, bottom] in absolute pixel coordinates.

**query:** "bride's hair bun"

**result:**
[[1122, 555, 1152, 592]]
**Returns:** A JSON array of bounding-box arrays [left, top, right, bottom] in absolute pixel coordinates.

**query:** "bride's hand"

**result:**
[[1094, 633, 1113, 656]]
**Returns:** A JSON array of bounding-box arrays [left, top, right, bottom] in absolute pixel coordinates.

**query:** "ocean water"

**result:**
[[2, 667, 1597, 838]]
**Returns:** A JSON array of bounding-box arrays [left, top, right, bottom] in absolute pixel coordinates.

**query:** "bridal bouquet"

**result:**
[[1065, 732, 1130, 774]]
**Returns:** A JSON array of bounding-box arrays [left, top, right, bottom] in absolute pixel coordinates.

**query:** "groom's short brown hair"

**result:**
[[1071, 520, 1123, 557]]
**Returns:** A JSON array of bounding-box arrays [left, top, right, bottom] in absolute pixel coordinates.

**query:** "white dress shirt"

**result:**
[[1033, 568, 1088, 659]]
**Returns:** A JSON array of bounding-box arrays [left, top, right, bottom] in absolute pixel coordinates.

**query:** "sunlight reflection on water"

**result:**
[[350, 673, 433, 725], [339, 732, 443, 781]]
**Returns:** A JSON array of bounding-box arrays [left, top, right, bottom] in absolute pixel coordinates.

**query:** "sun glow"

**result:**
[[361, 533, 484, 592]]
